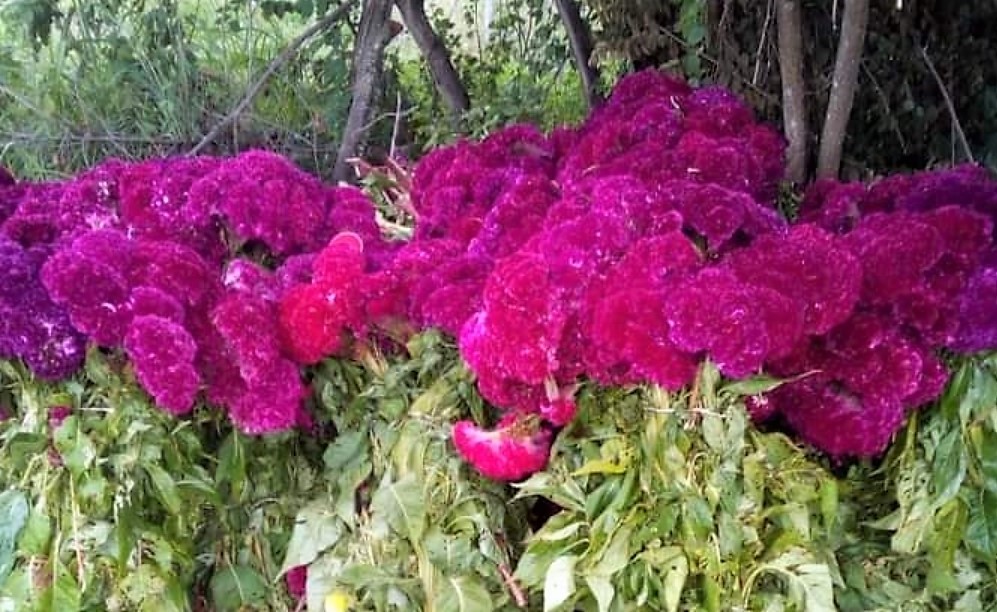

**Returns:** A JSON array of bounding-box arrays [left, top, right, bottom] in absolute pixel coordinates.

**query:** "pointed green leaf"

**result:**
[[279, 501, 345, 576], [209, 564, 267, 612], [0, 490, 29, 585], [370, 473, 426, 541], [433, 575, 493, 612], [544, 554, 577, 611]]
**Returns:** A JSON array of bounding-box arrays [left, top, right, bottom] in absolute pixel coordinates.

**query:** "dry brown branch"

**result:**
[[752, 0, 775, 86], [920, 44, 974, 163], [817, 0, 869, 179], [776, 0, 808, 184], [188, 0, 355, 156]]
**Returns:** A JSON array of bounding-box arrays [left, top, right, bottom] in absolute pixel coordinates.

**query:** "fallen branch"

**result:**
[[188, 0, 355, 156], [920, 44, 974, 163]]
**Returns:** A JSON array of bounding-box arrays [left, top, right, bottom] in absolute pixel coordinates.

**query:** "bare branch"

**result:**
[[816, 0, 869, 179], [554, 0, 603, 110], [776, 0, 808, 184], [188, 0, 355, 156], [920, 44, 974, 163], [395, 0, 470, 117]]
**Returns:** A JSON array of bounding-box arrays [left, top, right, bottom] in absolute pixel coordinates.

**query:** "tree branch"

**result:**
[[920, 44, 974, 163], [816, 0, 869, 179], [394, 0, 470, 118], [776, 0, 808, 184], [333, 0, 395, 182], [554, 0, 602, 110], [187, 0, 355, 156]]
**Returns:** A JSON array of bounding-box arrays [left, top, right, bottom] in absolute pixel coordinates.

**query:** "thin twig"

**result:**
[[752, 0, 775, 86], [860, 61, 907, 154], [188, 0, 355, 155], [498, 563, 528, 608], [919, 44, 974, 163]]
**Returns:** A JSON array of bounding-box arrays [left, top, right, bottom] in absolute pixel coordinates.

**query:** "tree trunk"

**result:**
[[395, 0, 470, 118], [816, 0, 869, 179], [776, 0, 808, 184], [554, 0, 602, 110], [334, 0, 394, 183]]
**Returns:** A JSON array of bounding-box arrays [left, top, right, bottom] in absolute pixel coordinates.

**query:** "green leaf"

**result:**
[[370, 473, 426, 541], [144, 463, 182, 515], [584, 574, 614, 612], [16, 508, 50, 556], [965, 487, 997, 567], [749, 550, 835, 612], [433, 575, 493, 612], [544, 554, 577, 612], [0, 490, 28, 585], [209, 564, 267, 612], [279, 501, 345, 576], [659, 547, 688, 612], [324, 430, 368, 472], [39, 560, 81, 612], [6, 432, 48, 466]]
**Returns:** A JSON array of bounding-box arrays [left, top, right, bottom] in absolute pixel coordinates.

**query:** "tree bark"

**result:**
[[334, 0, 394, 183], [395, 0, 470, 118], [776, 0, 808, 184], [554, 0, 602, 110], [816, 0, 869, 179]]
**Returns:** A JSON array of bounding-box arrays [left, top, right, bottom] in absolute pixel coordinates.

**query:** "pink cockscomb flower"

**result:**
[[285, 565, 307, 600], [452, 412, 553, 481]]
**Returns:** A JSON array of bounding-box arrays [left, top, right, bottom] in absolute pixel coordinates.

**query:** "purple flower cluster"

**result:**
[[0, 151, 382, 434]]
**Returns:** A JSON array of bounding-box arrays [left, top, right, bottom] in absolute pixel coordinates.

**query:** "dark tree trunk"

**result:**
[[816, 0, 869, 179], [334, 0, 394, 182], [777, 0, 808, 184], [554, 0, 602, 109], [395, 0, 470, 118]]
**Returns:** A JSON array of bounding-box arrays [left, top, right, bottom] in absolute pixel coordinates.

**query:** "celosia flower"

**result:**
[[124, 315, 201, 414], [682, 86, 755, 137], [186, 150, 328, 256], [41, 248, 131, 346], [226, 358, 307, 435], [951, 259, 997, 353], [665, 268, 804, 377], [130, 240, 219, 307], [411, 254, 492, 337], [278, 283, 349, 364], [452, 412, 553, 481], [725, 223, 861, 335]]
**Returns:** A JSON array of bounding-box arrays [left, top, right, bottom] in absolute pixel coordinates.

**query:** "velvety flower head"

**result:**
[[462, 251, 568, 387], [128, 286, 186, 324], [843, 212, 944, 304], [772, 377, 908, 458], [187, 150, 328, 256], [222, 258, 278, 301], [411, 254, 493, 337], [48, 405, 72, 429], [587, 287, 698, 390], [665, 268, 804, 377], [682, 86, 755, 137], [950, 257, 997, 353], [119, 156, 224, 260], [41, 247, 131, 346], [672, 131, 771, 199], [313, 232, 366, 289], [275, 253, 316, 292], [601, 68, 691, 115], [226, 357, 307, 435], [467, 174, 560, 259], [531, 211, 634, 291], [452, 412, 553, 481], [277, 283, 352, 364], [324, 186, 382, 252], [124, 315, 201, 414], [659, 180, 785, 250], [895, 164, 997, 222], [477, 123, 555, 176], [725, 223, 861, 335], [129, 240, 219, 308], [2, 182, 67, 245]]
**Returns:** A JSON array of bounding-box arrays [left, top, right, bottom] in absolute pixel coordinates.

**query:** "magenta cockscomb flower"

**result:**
[[453, 412, 553, 481], [725, 223, 861, 336], [187, 150, 328, 256], [124, 315, 201, 415]]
